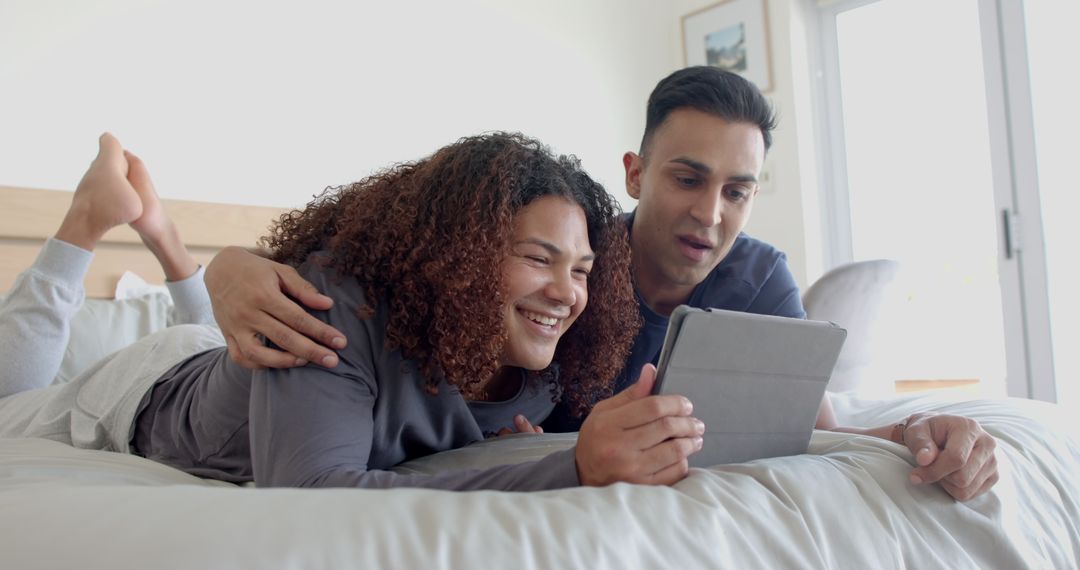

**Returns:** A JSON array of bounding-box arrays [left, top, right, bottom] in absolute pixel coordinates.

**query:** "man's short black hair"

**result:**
[[640, 66, 777, 156]]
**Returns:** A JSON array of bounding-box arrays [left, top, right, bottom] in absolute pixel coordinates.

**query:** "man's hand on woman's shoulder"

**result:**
[[206, 246, 347, 369]]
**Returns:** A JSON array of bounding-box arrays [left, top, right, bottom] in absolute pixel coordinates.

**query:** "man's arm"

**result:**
[[819, 406, 999, 502], [205, 247, 347, 369]]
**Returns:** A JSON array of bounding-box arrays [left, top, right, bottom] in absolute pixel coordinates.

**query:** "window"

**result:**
[[817, 0, 1060, 401]]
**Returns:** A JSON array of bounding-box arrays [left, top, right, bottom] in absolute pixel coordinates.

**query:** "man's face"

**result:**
[[624, 108, 765, 293]]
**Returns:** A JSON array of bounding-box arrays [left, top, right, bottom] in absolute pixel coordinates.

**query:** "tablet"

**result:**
[[653, 306, 846, 467]]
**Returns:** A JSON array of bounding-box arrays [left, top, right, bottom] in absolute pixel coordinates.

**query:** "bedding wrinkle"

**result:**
[[989, 425, 1079, 565], [819, 433, 997, 569], [987, 414, 1080, 516], [0, 393, 1076, 568], [662, 468, 800, 567], [807, 443, 912, 565]]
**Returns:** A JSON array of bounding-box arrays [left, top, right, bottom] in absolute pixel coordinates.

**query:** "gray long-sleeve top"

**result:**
[[135, 253, 581, 491]]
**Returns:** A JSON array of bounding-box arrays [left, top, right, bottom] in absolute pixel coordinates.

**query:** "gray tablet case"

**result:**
[[653, 306, 847, 467]]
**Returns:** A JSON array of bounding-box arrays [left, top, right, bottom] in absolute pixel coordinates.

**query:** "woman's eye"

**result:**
[[526, 255, 548, 263], [573, 268, 591, 279]]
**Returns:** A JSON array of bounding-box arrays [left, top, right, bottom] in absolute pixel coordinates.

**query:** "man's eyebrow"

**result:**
[[670, 157, 711, 174], [516, 238, 595, 261], [669, 157, 758, 184]]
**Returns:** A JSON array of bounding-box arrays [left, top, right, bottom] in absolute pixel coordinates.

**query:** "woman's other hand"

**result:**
[[574, 364, 704, 487], [494, 414, 545, 437]]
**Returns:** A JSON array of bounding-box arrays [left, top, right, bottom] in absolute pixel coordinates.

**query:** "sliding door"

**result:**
[[816, 0, 1061, 401]]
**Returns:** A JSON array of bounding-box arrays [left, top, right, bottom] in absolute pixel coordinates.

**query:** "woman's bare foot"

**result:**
[[125, 150, 199, 281], [54, 133, 143, 251], [55, 133, 197, 281]]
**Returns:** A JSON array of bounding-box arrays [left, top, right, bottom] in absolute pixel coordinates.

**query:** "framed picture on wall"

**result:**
[[682, 0, 773, 92]]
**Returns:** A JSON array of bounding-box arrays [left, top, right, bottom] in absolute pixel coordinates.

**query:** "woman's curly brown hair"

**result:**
[[261, 133, 640, 416]]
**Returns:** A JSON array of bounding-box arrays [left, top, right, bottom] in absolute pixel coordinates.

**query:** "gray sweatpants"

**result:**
[[0, 238, 223, 452]]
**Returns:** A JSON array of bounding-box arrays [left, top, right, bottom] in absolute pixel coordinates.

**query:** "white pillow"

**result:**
[[115, 270, 171, 300], [55, 291, 174, 384]]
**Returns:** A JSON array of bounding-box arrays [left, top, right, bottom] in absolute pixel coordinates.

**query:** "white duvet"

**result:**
[[1, 392, 1077, 569]]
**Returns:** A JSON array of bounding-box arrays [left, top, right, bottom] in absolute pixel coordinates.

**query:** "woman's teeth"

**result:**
[[521, 310, 558, 326]]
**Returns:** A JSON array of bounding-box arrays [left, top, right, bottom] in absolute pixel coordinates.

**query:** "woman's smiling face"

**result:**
[[499, 195, 594, 371]]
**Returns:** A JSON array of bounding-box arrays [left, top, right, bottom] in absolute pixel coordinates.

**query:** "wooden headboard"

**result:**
[[0, 185, 289, 298]]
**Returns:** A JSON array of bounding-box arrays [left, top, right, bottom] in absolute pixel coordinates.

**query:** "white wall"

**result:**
[[0, 0, 667, 208], [1, 0, 819, 286]]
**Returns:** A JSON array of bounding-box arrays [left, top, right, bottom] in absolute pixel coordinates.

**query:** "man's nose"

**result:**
[[689, 187, 724, 227]]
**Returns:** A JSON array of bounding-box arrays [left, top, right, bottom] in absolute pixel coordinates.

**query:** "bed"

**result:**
[[1, 186, 1077, 569]]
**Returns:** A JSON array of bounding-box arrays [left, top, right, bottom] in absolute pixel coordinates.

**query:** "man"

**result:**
[[544, 66, 802, 432], [205, 67, 998, 500]]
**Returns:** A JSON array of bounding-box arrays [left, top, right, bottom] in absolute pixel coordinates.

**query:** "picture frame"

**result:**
[[681, 0, 774, 93]]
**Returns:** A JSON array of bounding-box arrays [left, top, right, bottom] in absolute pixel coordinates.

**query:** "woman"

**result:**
[[0, 132, 705, 490]]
